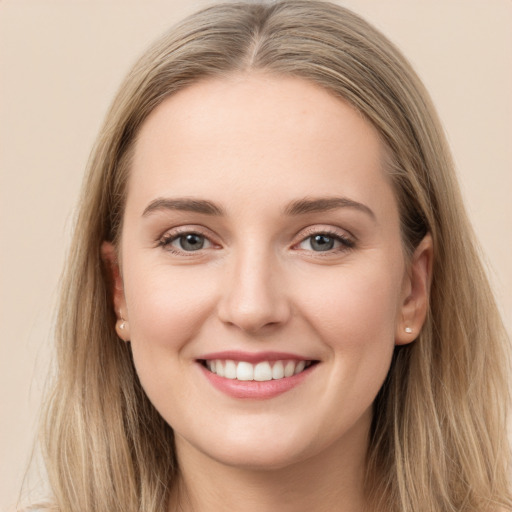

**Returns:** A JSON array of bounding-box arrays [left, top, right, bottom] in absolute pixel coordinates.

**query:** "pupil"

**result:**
[[181, 234, 204, 251], [312, 235, 334, 251]]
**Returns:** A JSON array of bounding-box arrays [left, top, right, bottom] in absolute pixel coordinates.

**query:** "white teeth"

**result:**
[[284, 361, 295, 378], [294, 360, 306, 375], [224, 360, 237, 379], [236, 362, 254, 381], [254, 361, 272, 381], [272, 361, 284, 379], [216, 360, 225, 377], [205, 359, 312, 381]]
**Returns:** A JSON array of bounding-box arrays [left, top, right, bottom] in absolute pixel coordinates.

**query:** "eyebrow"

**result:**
[[142, 197, 225, 217], [284, 196, 375, 219], [141, 195, 375, 220]]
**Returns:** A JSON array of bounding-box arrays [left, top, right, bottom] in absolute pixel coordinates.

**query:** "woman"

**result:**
[[25, 1, 511, 511]]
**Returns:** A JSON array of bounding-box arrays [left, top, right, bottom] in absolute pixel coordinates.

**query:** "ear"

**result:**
[[101, 241, 130, 341], [395, 233, 433, 345]]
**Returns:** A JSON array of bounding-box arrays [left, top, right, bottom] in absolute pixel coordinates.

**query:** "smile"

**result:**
[[201, 359, 315, 381], [197, 353, 320, 400]]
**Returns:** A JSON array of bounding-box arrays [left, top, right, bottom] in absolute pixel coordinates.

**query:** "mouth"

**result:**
[[196, 351, 320, 399], [198, 358, 318, 381]]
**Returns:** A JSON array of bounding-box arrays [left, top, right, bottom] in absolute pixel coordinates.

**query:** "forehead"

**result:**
[[127, 73, 396, 219]]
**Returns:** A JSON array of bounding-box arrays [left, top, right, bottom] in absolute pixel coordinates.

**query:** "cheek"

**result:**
[[293, 259, 403, 403], [122, 262, 223, 425], [297, 262, 403, 344], [123, 261, 217, 369]]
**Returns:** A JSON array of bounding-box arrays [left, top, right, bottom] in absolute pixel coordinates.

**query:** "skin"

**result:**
[[103, 73, 432, 512]]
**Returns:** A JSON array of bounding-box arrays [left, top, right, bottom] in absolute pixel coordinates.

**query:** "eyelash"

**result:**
[[294, 227, 355, 255], [157, 227, 215, 256], [157, 226, 355, 256]]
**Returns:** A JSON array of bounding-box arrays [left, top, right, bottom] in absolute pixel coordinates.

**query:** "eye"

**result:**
[[297, 231, 354, 253], [302, 234, 337, 251], [159, 232, 213, 252]]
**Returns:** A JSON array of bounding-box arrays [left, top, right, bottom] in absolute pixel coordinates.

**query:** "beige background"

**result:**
[[1, 0, 511, 509]]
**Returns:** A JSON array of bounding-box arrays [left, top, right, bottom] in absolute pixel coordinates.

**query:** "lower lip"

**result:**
[[198, 363, 317, 400]]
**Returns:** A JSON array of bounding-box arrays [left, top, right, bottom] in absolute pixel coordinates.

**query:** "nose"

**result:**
[[217, 245, 291, 334]]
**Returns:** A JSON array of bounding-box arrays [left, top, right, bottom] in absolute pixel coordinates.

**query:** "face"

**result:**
[[105, 73, 430, 471]]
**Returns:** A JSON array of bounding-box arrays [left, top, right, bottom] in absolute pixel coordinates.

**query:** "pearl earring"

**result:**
[[405, 327, 413, 334], [118, 311, 126, 330]]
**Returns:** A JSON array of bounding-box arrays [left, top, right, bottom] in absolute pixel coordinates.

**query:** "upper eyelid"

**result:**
[[158, 225, 218, 241], [156, 224, 355, 248], [293, 225, 355, 242]]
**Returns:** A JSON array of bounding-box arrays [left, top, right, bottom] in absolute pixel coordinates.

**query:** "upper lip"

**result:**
[[197, 350, 316, 364]]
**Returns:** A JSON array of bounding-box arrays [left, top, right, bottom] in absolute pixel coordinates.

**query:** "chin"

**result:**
[[205, 440, 311, 471], [177, 416, 338, 472]]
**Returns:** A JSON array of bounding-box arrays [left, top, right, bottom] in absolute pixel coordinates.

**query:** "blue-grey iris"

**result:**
[[180, 234, 205, 251], [311, 234, 335, 251]]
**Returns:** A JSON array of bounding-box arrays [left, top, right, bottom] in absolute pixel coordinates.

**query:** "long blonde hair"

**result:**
[[29, 1, 511, 511]]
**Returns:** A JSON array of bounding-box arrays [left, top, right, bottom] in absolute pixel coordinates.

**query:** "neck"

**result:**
[[168, 415, 371, 512]]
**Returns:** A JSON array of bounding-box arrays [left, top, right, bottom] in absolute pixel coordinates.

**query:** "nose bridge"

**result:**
[[218, 240, 290, 333]]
